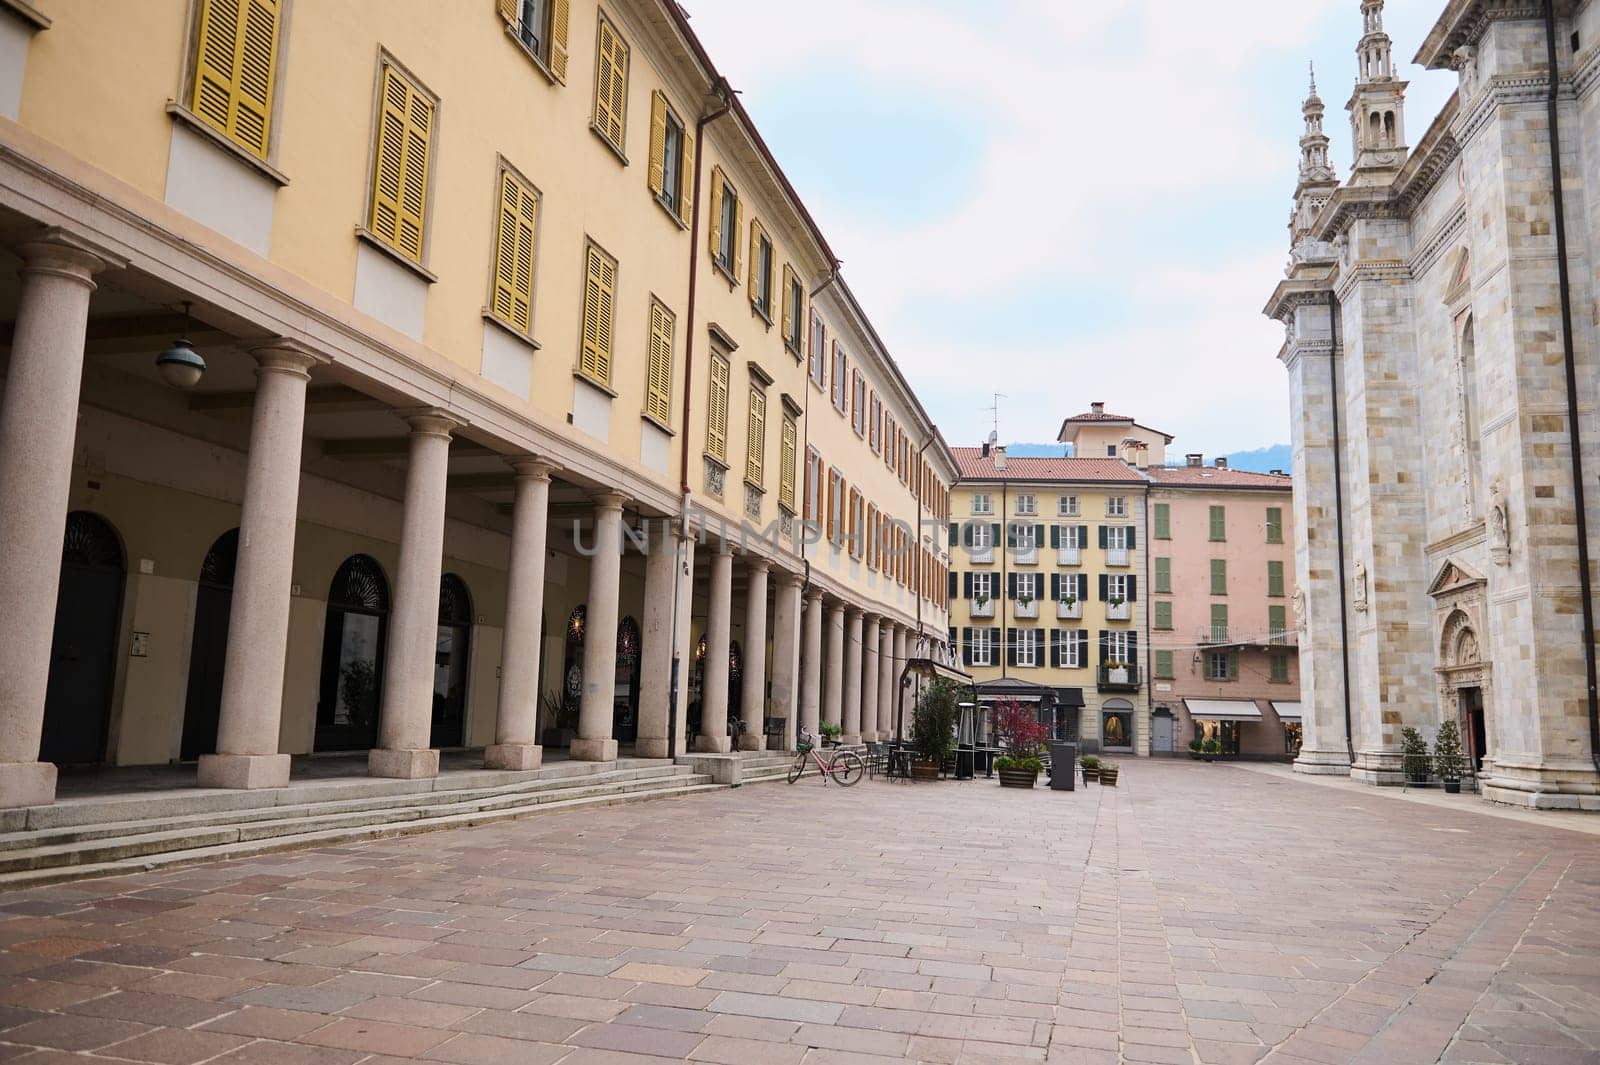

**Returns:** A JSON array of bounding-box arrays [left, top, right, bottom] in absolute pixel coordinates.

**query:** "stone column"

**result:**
[[800, 590, 823, 739], [370, 410, 460, 779], [0, 231, 120, 809], [670, 536, 697, 755], [697, 543, 734, 753], [636, 518, 684, 759], [843, 609, 863, 744], [878, 623, 897, 743], [824, 602, 845, 731], [738, 558, 770, 751], [861, 614, 881, 742], [572, 493, 626, 761], [485, 458, 555, 770], [199, 341, 325, 790], [769, 571, 803, 751]]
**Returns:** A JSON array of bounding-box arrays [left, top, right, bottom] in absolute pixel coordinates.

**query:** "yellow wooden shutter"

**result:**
[[370, 64, 432, 263], [497, 0, 516, 23], [491, 170, 537, 333], [707, 355, 729, 462], [781, 264, 796, 347], [707, 166, 724, 262], [548, 0, 571, 81], [677, 127, 695, 226], [580, 244, 615, 385], [647, 91, 667, 198], [732, 192, 745, 278], [191, 0, 280, 159], [746, 388, 766, 485], [645, 299, 673, 424], [779, 416, 796, 510], [747, 220, 761, 305]]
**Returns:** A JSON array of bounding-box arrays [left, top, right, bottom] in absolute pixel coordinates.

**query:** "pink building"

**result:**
[[1146, 457, 1300, 759]]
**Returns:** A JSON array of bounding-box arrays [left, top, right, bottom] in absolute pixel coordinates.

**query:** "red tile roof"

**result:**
[[1057, 410, 1174, 442], [1062, 409, 1137, 423], [1146, 465, 1293, 490], [951, 448, 1148, 484]]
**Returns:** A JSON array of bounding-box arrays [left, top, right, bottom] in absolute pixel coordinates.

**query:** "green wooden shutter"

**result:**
[[1154, 502, 1169, 539], [1210, 559, 1227, 596], [1209, 505, 1226, 541], [1210, 603, 1228, 641], [1154, 601, 1171, 630], [1268, 560, 1285, 597], [1155, 649, 1173, 679], [1269, 604, 1287, 640], [1155, 557, 1170, 593], [1266, 506, 1283, 543]]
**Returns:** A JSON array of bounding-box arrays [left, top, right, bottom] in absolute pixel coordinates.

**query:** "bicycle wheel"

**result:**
[[786, 754, 806, 784], [831, 750, 865, 787]]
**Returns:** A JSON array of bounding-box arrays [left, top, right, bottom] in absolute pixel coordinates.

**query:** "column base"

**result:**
[[484, 743, 542, 771], [633, 737, 671, 759], [842, 734, 862, 746], [197, 753, 290, 790], [1293, 748, 1352, 776], [695, 735, 732, 754], [0, 761, 57, 809], [737, 734, 765, 752], [368, 747, 440, 779], [569, 736, 618, 762], [1480, 760, 1600, 810]]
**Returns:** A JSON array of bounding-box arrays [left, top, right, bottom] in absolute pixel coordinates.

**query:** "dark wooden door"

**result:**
[[181, 530, 238, 760], [41, 513, 125, 765]]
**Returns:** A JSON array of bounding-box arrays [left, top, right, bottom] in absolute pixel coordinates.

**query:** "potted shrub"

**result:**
[[1080, 754, 1100, 783], [539, 691, 578, 748], [1434, 719, 1465, 794], [992, 701, 1050, 788], [1401, 726, 1430, 784], [974, 593, 992, 616], [1058, 594, 1079, 619], [1099, 761, 1119, 786], [1201, 738, 1220, 762], [910, 678, 960, 779], [819, 721, 843, 748], [1187, 738, 1203, 761], [1106, 659, 1130, 684]]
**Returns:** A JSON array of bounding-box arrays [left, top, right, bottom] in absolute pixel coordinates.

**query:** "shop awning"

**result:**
[[1184, 698, 1262, 720], [1271, 701, 1302, 721], [903, 657, 972, 686], [1055, 687, 1086, 708]]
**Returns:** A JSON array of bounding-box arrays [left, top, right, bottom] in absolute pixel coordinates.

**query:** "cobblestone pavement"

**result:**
[[1, 761, 1597, 1065]]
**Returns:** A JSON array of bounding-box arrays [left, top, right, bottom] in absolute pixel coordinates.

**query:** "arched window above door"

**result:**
[[329, 554, 389, 612], [62, 511, 124, 571], [439, 573, 472, 626], [199, 528, 240, 587]]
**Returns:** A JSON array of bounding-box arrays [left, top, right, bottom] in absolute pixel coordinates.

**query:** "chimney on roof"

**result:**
[[993, 445, 1007, 471], [1090, 401, 1105, 415], [981, 441, 990, 458], [1186, 453, 1203, 467], [1214, 457, 1229, 469]]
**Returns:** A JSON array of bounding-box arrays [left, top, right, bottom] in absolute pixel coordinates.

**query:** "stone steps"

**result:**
[[0, 763, 719, 889]]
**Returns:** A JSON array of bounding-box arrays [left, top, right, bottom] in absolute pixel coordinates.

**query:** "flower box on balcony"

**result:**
[[1106, 547, 1129, 567], [1057, 546, 1081, 566], [1057, 599, 1082, 619], [1106, 600, 1130, 621], [972, 597, 994, 618], [1014, 598, 1038, 619]]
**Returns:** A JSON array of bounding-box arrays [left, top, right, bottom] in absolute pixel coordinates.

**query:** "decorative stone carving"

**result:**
[[703, 457, 725, 498], [1488, 480, 1510, 566], [1352, 561, 1368, 612], [1454, 45, 1478, 96], [1292, 587, 1307, 632]]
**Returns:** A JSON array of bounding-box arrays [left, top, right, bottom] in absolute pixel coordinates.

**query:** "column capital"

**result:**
[[775, 569, 804, 589], [805, 587, 825, 603], [16, 227, 126, 283], [249, 338, 330, 379], [508, 455, 559, 481], [745, 557, 771, 574], [397, 406, 467, 438], [590, 491, 628, 511]]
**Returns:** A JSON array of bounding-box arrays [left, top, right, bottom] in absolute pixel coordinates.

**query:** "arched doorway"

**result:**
[[1101, 698, 1134, 753], [431, 573, 472, 749], [181, 528, 239, 760], [613, 616, 640, 743], [315, 554, 390, 752], [41, 512, 126, 765]]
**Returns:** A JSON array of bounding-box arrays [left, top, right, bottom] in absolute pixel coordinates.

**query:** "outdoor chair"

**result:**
[[865, 742, 888, 778]]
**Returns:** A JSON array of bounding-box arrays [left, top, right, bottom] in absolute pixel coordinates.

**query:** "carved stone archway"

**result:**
[[1428, 559, 1494, 778]]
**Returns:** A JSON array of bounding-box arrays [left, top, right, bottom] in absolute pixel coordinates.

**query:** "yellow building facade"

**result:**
[[948, 446, 1150, 756], [0, 0, 954, 808]]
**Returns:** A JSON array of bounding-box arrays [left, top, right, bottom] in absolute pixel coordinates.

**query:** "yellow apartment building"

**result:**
[[948, 444, 1151, 756], [0, 0, 954, 808]]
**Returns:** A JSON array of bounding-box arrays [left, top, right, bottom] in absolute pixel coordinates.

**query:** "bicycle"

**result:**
[[787, 728, 865, 786]]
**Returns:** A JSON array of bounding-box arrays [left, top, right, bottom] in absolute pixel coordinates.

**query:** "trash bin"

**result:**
[[1049, 742, 1077, 791]]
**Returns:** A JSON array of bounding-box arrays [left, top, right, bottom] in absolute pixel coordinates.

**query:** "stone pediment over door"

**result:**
[[1427, 558, 1486, 599]]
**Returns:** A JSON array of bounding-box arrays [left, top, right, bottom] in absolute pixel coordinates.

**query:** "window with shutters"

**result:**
[[971, 571, 994, 600], [1154, 601, 1172, 630], [1106, 574, 1129, 603], [1154, 502, 1170, 539], [488, 165, 540, 336], [578, 240, 617, 386], [643, 297, 674, 426], [705, 352, 730, 464], [744, 385, 766, 487], [1106, 526, 1128, 551], [1154, 649, 1174, 679], [1016, 629, 1038, 668], [782, 266, 803, 355], [499, 0, 571, 83], [1207, 651, 1232, 681], [831, 344, 848, 413], [1210, 559, 1227, 596], [749, 224, 773, 320], [1267, 560, 1285, 598], [971, 628, 996, 667], [1106, 496, 1127, 517], [1269, 604, 1288, 641], [646, 91, 692, 225], [366, 59, 436, 265], [590, 14, 629, 158], [1270, 654, 1290, 683], [804, 447, 821, 522], [1209, 504, 1227, 541], [1266, 506, 1284, 543], [188, 0, 282, 161], [709, 168, 741, 280], [1154, 556, 1171, 594], [1105, 630, 1132, 664], [1209, 603, 1229, 642], [779, 414, 798, 512], [1062, 630, 1084, 668], [869, 394, 881, 452], [808, 310, 826, 388]]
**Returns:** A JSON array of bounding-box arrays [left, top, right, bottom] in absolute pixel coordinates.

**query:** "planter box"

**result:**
[[1100, 767, 1119, 787], [1057, 601, 1082, 620], [971, 600, 995, 618], [1106, 602, 1131, 621], [1107, 667, 1130, 684], [1013, 600, 1038, 619], [911, 760, 941, 780], [1057, 547, 1081, 567], [997, 768, 1038, 789], [1106, 547, 1129, 567], [1081, 766, 1099, 783]]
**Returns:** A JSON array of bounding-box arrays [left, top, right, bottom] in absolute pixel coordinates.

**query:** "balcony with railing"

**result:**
[[1105, 600, 1131, 621], [1197, 626, 1300, 649], [1105, 546, 1129, 567], [1097, 663, 1141, 691]]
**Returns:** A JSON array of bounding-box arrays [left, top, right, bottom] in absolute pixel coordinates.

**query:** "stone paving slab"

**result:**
[[0, 762, 1597, 1063]]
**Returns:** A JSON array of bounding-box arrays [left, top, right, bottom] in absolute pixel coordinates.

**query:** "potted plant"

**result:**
[[1201, 738, 1220, 762], [1108, 597, 1125, 608], [1080, 754, 1100, 783], [992, 701, 1050, 788], [1058, 594, 1079, 619], [1401, 726, 1430, 784], [1188, 738, 1202, 761], [1106, 659, 1130, 684], [974, 593, 992, 616], [819, 721, 843, 748], [910, 678, 960, 779], [1099, 761, 1119, 786], [539, 691, 578, 748], [1434, 719, 1465, 794]]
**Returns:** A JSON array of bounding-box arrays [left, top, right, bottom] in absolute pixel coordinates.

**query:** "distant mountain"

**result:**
[[1221, 444, 1292, 473]]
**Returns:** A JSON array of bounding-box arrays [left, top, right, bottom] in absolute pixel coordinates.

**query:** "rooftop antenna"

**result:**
[[984, 393, 1005, 446]]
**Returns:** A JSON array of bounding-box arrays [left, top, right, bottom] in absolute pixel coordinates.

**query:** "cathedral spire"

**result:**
[[1346, 0, 1408, 185], [1289, 60, 1340, 253], [1299, 61, 1334, 184]]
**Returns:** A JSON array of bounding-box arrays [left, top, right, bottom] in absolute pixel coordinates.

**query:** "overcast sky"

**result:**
[[681, 0, 1457, 454]]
